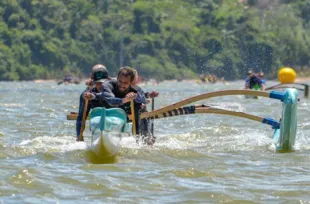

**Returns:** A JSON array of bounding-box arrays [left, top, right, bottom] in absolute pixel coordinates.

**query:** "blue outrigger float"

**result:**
[[272, 88, 298, 152], [78, 88, 299, 157]]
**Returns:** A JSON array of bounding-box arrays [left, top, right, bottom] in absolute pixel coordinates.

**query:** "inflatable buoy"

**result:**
[[278, 67, 296, 83]]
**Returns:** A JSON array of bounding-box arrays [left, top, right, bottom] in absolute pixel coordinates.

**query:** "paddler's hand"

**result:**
[[85, 79, 94, 87], [140, 103, 147, 109], [147, 91, 159, 98], [83, 92, 95, 100], [123, 92, 137, 104]]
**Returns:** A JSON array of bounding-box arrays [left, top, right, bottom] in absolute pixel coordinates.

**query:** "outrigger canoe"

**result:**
[[67, 88, 299, 157]]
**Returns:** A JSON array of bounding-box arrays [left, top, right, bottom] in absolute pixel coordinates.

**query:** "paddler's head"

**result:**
[[132, 69, 140, 86], [92, 65, 110, 89], [117, 66, 135, 92], [248, 70, 254, 77], [258, 71, 264, 78]]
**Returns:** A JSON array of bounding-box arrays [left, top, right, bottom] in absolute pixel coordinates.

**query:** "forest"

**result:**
[[0, 0, 309, 81]]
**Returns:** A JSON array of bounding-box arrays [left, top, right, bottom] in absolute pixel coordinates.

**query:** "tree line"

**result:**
[[0, 0, 309, 81]]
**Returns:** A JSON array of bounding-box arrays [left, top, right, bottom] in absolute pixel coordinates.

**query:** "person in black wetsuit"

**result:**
[[76, 64, 110, 141], [87, 66, 159, 145]]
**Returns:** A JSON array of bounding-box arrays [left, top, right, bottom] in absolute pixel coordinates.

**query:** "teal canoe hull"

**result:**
[[89, 107, 132, 157]]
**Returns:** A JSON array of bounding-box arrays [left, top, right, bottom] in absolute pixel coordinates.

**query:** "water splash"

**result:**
[[18, 136, 87, 154]]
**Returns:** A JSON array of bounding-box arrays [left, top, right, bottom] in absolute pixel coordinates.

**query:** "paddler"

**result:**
[[258, 71, 266, 87], [76, 64, 110, 141], [87, 66, 159, 145], [245, 70, 265, 91]]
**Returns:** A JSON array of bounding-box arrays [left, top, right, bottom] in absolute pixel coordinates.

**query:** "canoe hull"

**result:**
[[91, 131, 122, 157], [90, 107, 131, 157]]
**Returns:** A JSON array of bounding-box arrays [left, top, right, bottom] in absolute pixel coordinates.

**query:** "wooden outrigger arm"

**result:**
[[140, 89, 280, 119], [139, 104, 280, 129], [67, 89, 284, 121], [266, 83, 309, 98]]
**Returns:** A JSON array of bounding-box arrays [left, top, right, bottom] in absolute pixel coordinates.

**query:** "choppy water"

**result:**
[[1, 80, 310, 203]]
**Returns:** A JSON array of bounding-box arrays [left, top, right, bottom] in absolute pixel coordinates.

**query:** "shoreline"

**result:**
[[10, 76, 310, 84], [295, 77, 310, 83]]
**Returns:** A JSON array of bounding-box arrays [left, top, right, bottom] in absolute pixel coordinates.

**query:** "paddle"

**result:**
[[78, 99, 89, 141], [151, 98, 155, 136], [130, 100, 136, 136]]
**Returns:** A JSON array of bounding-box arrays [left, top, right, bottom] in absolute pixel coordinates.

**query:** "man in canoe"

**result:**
[[245, 70, 265, 91], [258, 71, 266, 87], [76, 64, 110, 141], [86, 66, 159, 145]]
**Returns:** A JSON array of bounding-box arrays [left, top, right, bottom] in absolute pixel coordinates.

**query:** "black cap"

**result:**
[[93, 67, 109, 83]]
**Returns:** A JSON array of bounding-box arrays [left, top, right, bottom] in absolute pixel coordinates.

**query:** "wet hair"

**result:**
[[117, 66, 136, 82]]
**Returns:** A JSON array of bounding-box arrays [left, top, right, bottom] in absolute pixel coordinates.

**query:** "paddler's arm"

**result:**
[[146, 91, 159, 98], [81, 86, 97, 100], [86, 92, 123, 106], [95, 86, 123, 106], [132, 85, 159, 100], [99, 92, 136, 106], [82, 81, 119, 105], [92, 83, 137, 106], [261, 79, 266, 91], [245, 80, 250, 89], [260, 80, 266, 91]]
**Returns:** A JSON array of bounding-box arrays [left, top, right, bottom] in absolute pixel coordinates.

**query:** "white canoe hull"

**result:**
[[89, 107, 132, 157], [91, 131, 123, 157]]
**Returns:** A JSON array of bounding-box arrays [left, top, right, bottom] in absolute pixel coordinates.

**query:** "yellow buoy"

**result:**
[[278, 67, 296, 84]]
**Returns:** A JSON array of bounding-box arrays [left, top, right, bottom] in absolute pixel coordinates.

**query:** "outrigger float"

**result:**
[[67, 88, 299, 157]]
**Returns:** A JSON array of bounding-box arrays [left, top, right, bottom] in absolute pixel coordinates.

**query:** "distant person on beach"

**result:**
[[58, 74, 80, 85], [76, 64, 110, 141], [199, 74, 207, 83], [63, 75, 73, 83]]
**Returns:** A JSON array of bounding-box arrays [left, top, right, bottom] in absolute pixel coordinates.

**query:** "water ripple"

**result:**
[[0, 80, 310, 203]]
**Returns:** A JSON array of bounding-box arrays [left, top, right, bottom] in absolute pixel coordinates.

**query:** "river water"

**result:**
[[0, 80, 310, 203]]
